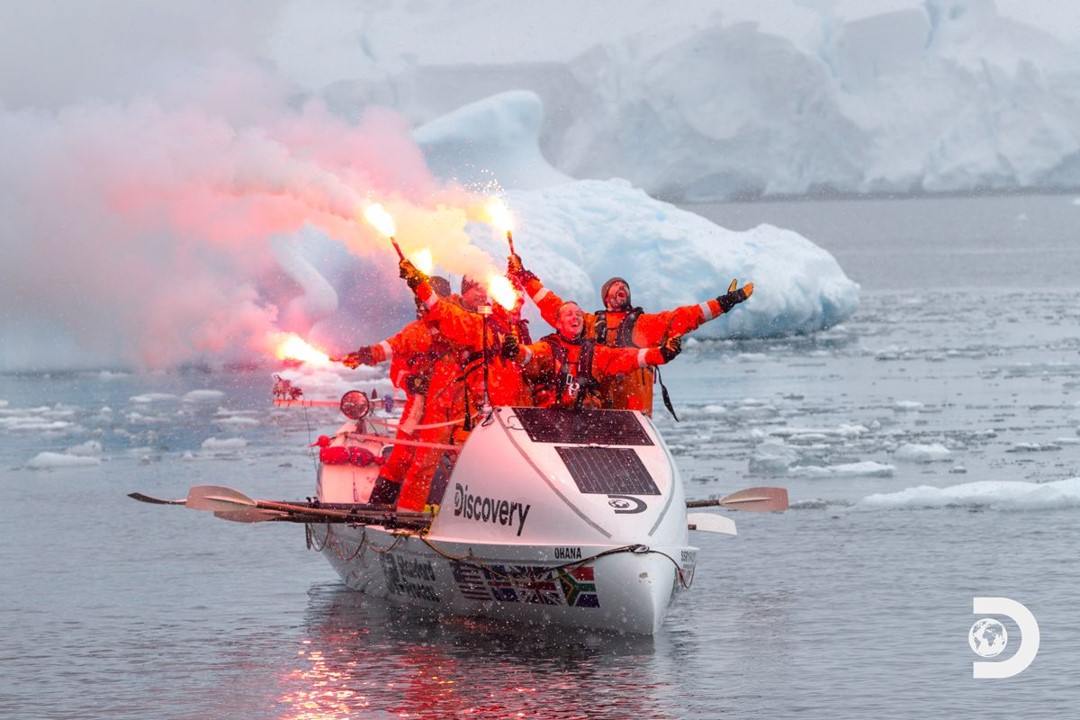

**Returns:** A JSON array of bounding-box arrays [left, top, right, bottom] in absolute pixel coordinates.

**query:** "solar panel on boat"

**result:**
[[555, 446, 661, 495], [512, 407, 653, 446]]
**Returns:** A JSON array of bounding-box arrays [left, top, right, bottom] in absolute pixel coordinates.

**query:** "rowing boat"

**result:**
[[130, 388, 787, 635]]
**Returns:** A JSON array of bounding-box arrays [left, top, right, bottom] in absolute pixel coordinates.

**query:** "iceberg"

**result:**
[[408, 90, 860, 342], [292, 0, 1080, 201]]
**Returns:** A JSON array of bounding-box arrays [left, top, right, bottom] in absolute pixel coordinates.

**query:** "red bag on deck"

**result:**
[[315, 438, 383, 467]]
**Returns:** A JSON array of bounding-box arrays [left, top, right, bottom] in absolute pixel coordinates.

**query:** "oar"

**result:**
[[185, 485, 432, 526], [128, 492, 186, 506], [686, 486, 788, 512], [687, 512, 737, 535]]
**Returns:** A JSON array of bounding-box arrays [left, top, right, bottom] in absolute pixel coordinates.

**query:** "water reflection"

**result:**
[[277, 583, 680, 719]]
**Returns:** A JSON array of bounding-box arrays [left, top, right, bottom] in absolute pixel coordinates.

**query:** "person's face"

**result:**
[[604, 281, 630, 311], [556, 304, 585, 339], [462, 284, 489, 310]]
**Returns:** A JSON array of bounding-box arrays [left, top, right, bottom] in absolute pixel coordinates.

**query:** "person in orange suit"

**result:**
[[339, 276, 452, 505], [507, 255, 752, 416], [394, 260, 534, 511], [501, 301, 682, 410]]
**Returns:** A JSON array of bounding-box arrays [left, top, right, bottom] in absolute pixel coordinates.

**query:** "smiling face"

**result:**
[[604, 280, 631, 311], [556, 302, 585, 340]]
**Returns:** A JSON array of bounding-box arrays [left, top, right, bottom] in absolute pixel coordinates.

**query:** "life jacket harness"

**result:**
[[401, 336, 452, 396], [455, 315, 529, 430], [593, 306, 679, 421], [593, 307, 643, 347], [536, 333, 601, 411]]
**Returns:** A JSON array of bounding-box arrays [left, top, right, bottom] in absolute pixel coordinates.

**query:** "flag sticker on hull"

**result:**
[[451, 563, 600, 608]]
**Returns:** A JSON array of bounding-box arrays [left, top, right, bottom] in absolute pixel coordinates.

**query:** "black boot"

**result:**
[[368, 476, 402, 506]]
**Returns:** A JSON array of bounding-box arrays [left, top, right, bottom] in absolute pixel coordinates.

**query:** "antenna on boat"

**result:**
[[479, 304, 493, 415]]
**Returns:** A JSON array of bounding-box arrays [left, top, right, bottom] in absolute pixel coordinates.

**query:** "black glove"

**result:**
[[659, 336, 682, 363], [404, 374, 430, 395], [399, 258, 427, 290], [506, 254, 537, 286], [342, 346, 375, 368], [500, 334, 520, 360], [717, 278, 754, 313]]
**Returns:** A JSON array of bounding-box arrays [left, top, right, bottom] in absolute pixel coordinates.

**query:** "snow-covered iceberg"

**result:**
[[293, 0, 1080, 201], [412, 90, 860, 340]]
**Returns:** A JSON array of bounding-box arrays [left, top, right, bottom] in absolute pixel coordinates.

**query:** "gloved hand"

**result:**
[[506, 254, 537, 285], [717, 278, 754, 313], [659, 336, 682, 363], [500, 334, 521, 361], [399, 258, 428, 290], [404, 374, 430, 395], [342, 346, 375, 368]]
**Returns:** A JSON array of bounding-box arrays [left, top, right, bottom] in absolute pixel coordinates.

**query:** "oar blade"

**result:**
[[213, 508, 287, 523], [687, 512, 737, 535], [186, 485, 258, 512], [182, 484, 434, 528], [720, 486, 788, 512], [687, 486, 789, 512], [128, 492, 185, 506]]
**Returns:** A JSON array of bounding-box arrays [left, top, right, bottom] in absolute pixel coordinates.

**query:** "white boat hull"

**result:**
[[315, 406, 698, 635]]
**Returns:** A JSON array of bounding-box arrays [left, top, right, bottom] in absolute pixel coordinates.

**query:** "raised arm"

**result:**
[[632, 279, 754, 344]]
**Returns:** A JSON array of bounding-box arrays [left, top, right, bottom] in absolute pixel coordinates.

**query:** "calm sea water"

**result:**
[[3, 194, 1079, 719]]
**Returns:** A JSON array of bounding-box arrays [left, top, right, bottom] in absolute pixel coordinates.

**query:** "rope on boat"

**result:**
[[305, 522, 409, 561], [417, 536, 697, 589], [305, 523, 696, 589]]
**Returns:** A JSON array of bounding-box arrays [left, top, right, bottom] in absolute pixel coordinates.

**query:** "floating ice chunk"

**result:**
[[129, 393, 180, 404], [1006, 442, 1062, 453], [0, 418, 74, 432], [749, 441, 800, 476], [894, 443, 951, 463], [125, 412, 168, 425], [201, 437, 248, 450], [770, 424, 868, 438], [26, 452, 102, 469], [893, 401, 925, 411], [183, 390, 226, 404], [788, 461, 895, 478], [214, 416, 260, 428], [859, 478, 1080, 510]]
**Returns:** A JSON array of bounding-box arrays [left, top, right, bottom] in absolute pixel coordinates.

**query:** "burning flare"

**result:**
[[487, 274, 519, 311], [486, 198, 514, 234], [363, 203, 396, 237], [412, 248, 434, 275], [272, 333, 332, 365]]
